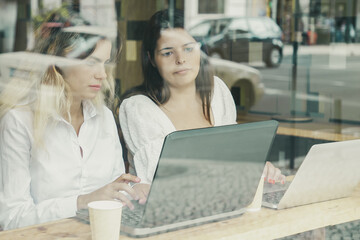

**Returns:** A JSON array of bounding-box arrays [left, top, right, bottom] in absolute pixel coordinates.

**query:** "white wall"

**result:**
[[80, 0, 117, 28], [185, 0, 250, 28], [225, 0, 246, 17]]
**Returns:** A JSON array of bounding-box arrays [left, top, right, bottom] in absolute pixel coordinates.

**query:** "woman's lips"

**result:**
[[174, 68, 191, 74], [89, 85, 101, 90]]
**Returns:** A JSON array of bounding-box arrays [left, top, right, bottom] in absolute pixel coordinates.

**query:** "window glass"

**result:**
[[248, 18, 268, 36], [188, 21, 213, 37], [198, 0, 225, 14], [1, 1, 360, 236], [228, 18, 248, 32], [264, 18, 282, 36]]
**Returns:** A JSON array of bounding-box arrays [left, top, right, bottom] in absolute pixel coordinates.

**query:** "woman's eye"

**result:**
[[184, 47, 193, 53], [161, 51, 173, 57]]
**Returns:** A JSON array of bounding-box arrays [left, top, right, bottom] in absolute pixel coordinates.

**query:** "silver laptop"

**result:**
[[77, 120, 278, 237], [263, 139, 360, 210]]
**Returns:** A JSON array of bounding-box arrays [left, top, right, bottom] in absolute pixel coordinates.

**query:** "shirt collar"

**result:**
[[52, 100, 100, 123], [82, 100, 99, 121]]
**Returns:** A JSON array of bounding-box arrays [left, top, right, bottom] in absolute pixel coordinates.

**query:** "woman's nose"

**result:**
[[175, 52, 186, 65], [95, 64, 107, 80]]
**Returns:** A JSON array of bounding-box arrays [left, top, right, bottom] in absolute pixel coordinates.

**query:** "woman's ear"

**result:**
[[147, 52, 156, 67]]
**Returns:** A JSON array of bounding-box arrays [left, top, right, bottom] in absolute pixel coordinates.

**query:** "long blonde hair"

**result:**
[[0, 30, 118, 146]]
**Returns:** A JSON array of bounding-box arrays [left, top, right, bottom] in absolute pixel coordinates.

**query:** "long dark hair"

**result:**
[[122, 9, 214, 123]]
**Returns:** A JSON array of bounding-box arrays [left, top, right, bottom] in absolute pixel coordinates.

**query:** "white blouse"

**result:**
[[0, 101, 125, 230], [119, 76, 236, 184]]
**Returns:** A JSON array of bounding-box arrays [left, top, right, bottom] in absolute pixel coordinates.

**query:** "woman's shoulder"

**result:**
[[211, 76, 237, 125], [212, 76, 233, 101], [213, 76, 229, 92], [120, 94, 158, 112], [100, 105, 116, 119], [1, 107, 33, 122], [119, 94, 173, 132], [0, 107, 33, 129]]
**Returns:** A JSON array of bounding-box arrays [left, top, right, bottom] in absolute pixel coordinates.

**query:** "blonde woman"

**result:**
[[0, 27, 143, 230]]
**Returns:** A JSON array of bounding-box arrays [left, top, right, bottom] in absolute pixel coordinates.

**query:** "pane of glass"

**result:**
[[228, 18, 248, 32], [188, 21, 212, 37]]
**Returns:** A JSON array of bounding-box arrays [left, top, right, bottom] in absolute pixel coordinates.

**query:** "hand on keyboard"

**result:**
[[77, 173, 141, 210], [132, 183, 150, 204], [263, 161, 286, 184]]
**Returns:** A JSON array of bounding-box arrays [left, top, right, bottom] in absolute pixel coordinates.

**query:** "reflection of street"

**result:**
[[250, 44, 360, 124]]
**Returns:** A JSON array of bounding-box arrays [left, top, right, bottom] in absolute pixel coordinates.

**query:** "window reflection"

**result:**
[[0, 0, 359, 236]]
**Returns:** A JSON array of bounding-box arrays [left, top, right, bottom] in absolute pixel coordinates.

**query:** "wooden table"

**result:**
[[277, 126, 359, 142], [1, 184, 359, 240]]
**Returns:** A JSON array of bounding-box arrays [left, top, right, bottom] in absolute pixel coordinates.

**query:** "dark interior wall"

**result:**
[[115, 0, 184, 95]]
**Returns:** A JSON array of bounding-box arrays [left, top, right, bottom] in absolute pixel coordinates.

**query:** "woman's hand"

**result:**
[[132, 183, 151, 204], [77, 174, 141, 210], [263, 161, 286, 184]]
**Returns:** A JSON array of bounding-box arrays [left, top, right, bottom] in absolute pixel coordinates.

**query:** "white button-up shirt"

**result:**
[[0, 101, 125, 230]]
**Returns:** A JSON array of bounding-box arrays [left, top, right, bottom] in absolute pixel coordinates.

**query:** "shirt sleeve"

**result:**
[[104, 107, 126, 181], [119, 95, 173, 184], [213, 76, 237, 125], [0, 110, 77, 230]]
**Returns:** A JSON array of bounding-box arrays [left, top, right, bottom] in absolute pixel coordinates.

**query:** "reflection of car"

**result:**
[[210, 57, 264, 113], [188, 17, 284, 67]]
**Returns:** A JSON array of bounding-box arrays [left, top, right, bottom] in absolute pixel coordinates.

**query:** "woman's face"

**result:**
[[62, 39, 112, 101], [154, 28, 201, 90]]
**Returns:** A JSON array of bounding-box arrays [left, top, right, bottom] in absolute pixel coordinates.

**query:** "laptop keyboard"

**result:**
[[75, 201, 146, 226], [133, 161, 263, 228], [263, 189, 286, 205], [121, 201, 145, 226], [262, 180, 291, 205]]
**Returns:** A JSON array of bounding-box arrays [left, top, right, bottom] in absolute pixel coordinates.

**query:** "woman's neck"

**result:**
[[70, 99, 83, 119], [68, 99, 84, 135], [167, 83, 198, 108], [161, 83, 213, 131]]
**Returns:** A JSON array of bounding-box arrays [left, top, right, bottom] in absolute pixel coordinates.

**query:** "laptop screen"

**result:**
[[140, 120, 278, 228]]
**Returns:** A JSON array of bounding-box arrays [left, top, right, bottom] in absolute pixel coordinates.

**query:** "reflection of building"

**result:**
[[185, 0, 359, 44], [185, 0, 267, 27], [274, 0, 359, 44], [0, 0, 116, 53]]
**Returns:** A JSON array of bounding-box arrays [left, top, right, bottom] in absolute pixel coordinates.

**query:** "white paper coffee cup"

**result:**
[[88, 200, 123, 240]]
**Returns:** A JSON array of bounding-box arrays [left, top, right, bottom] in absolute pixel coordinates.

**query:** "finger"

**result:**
[[273, 168, 282, 183], [113, 182, 139, 200], [114, 192, 134, 210], [276, 173, 286, 184], [136, 188, 147, 205], [114, 174, 141, 184], [265, 162, 276, 183]]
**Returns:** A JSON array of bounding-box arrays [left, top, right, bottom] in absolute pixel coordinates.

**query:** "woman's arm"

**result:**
[[0, 109, 143, 230], [119, 95, 173, 184], [0, 110, 80, 230], [77, 173, 141, 210], [77, 107, 143, 210], [213, 76, 237, 125]]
